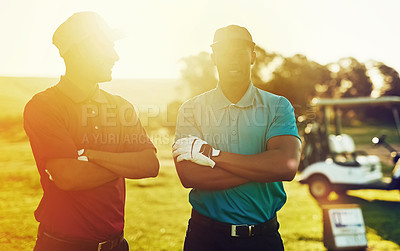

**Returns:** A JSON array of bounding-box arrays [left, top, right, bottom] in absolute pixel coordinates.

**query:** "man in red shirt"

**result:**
[[24, 12, 159, 251]]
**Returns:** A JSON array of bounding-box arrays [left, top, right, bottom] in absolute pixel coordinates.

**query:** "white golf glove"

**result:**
[[172, 136, 220, 168], [77, 149, 88, 161]]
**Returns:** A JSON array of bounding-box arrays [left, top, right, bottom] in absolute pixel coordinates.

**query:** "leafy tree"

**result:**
[[376, 62, 400, 97], [179, 51, 217, 98], [362, 62, 400, 123], [324, 58, 373, 124], [333, 57, 373, 98], [251, 46, 279, 85], [252, 49, 331, 114]]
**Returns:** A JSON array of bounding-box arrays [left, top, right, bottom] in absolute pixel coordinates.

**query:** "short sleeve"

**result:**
[[24, 97, 78, 169], [174, 101, 203, 142], [120, 101, 156, 152], [265, 97, 300, 143]]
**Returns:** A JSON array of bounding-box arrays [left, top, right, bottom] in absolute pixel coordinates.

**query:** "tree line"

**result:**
[[168, 46, 400, 130]]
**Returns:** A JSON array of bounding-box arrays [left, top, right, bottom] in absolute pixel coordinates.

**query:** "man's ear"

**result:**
[[251, 51, 256, 65], [211, 53, 216, 66]]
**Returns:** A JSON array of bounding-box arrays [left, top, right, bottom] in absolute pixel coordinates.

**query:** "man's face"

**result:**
[[212, 42, 255, 85], [67, 34, 119, 83]]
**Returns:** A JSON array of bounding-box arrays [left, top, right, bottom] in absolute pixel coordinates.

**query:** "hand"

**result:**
[[173, 136, 221, 158], [77, 149, 88, 161], [172, 136, 220, 168]]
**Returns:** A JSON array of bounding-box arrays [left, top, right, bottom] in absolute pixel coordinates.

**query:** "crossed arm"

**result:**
[[174, 135, 301, 190], [174, 158, 248, 190], [47, 149, 159, 191], [25, 99, 159, 192]]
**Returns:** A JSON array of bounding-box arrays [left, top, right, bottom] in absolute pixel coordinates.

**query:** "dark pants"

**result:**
[[184, 210, 284, 251], [33, 227, 129, 251]]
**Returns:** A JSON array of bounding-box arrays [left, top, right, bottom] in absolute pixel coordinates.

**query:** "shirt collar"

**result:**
[[213, 82, 256, 109], [56, 76, 108, 104]]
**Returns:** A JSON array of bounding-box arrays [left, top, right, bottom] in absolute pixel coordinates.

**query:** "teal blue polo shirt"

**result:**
[[175, 82, 300, 225]]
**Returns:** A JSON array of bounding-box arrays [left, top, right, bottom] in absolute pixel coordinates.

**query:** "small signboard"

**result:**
[[322, 204, 367, 250]]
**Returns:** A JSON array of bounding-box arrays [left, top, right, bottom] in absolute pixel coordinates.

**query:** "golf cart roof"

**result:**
[[312, 96, 400, 107]]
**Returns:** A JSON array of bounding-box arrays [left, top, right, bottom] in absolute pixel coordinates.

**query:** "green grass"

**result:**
[[0, 139, 400, 250], [336, 124, 400, 146]]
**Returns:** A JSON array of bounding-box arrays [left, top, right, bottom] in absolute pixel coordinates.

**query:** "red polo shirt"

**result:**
[[24, 76, 156, 241]]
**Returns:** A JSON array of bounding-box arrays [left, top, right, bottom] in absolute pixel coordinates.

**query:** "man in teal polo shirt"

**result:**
[[173, 25, 301, 251]]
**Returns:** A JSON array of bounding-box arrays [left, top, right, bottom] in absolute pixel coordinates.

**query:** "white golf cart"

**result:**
[[298, 96, 400, 201]]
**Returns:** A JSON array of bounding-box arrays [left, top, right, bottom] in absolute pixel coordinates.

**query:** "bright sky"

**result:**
[[2, 0, 400, 79]]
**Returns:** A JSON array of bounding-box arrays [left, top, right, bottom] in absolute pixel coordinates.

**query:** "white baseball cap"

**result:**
[[211, 25, 255, 49], [53, 11, 123, 56]]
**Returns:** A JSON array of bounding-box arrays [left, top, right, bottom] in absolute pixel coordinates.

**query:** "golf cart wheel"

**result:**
[[308, 175, 332, 201]]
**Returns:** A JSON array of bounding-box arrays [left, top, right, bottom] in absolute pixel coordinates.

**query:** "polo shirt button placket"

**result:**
[[229, 106, 240, 152], [229, 105, 237, 124], [231, 127, 239, 143], [231, 131, 239, 153]]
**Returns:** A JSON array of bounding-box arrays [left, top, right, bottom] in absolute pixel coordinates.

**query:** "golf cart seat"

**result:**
[[329, 134, 356, 153], [328, 134, 380, 168], [328, 134, 363, 167]]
